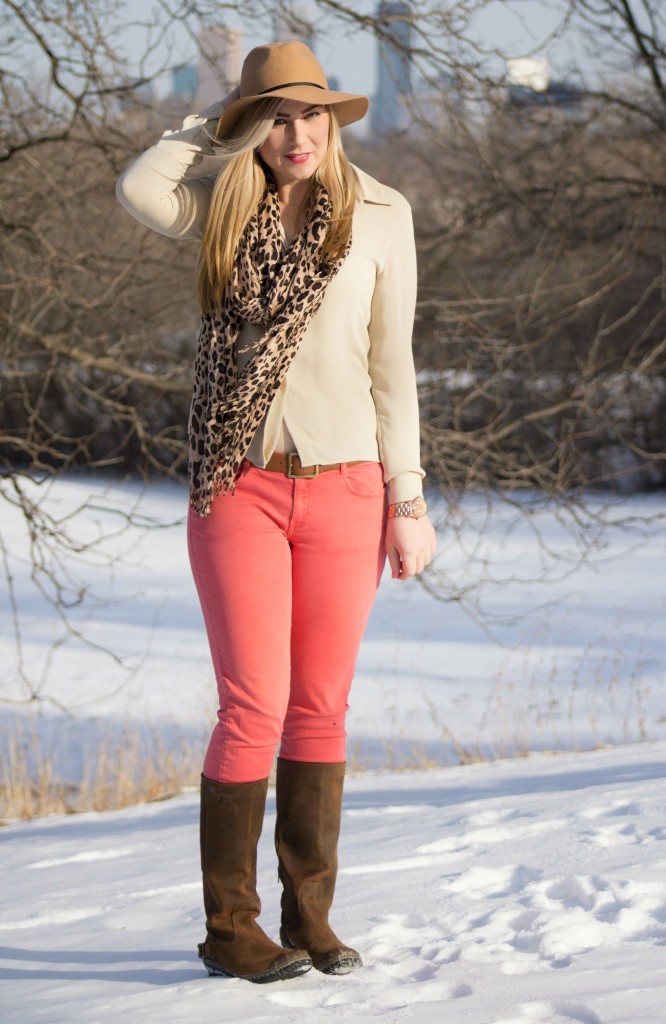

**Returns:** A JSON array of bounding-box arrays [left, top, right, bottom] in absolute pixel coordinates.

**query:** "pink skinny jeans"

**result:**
[[187, 459, 386, 783]]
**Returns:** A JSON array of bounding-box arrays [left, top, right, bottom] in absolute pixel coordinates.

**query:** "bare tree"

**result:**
[[1, 0, 665, 700], [0, 0, 197, 702]]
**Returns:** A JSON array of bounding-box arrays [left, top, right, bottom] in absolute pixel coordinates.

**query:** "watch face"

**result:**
[[412, 496, 427, 518]]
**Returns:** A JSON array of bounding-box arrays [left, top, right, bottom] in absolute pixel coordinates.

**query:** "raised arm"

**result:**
[[116, 101, 227, 240]]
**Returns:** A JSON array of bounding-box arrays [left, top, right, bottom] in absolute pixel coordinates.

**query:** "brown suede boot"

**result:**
[[275, 758, 362, 974], [198, 775, 312, 983]]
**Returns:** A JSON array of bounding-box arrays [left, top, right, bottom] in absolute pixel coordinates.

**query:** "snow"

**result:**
[[2, 743, 666, 1023], [1, 478, 666, 1022]]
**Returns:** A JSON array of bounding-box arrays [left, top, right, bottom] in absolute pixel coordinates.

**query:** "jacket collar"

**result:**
[[351, 163, 393, 207]]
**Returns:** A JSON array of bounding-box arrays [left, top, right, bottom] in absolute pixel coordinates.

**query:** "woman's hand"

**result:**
[[385, 515, 437, 580]]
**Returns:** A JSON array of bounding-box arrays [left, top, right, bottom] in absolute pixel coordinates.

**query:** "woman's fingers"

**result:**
[[384, 516, 437, 580], [386, 542, 403, 579]]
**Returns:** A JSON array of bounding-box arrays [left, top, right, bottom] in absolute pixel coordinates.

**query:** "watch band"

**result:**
[[387, 495, 427, 520]]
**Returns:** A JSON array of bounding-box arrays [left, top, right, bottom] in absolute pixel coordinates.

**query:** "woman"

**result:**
[[117, 40, 436, 984]]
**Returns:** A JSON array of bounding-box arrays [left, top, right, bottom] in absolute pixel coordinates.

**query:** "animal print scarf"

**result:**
[[188, 176, 351, 517]]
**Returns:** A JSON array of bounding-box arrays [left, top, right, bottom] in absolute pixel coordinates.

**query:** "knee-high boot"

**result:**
[[198, 775, 312, 983], [274, 758, 362, 974]]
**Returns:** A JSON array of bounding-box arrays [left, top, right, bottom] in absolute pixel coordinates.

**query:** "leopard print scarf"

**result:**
[[188, 176, 351, 517]]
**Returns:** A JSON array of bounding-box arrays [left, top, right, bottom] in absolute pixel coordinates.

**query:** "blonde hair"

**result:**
[[196, 100, 359, 313]]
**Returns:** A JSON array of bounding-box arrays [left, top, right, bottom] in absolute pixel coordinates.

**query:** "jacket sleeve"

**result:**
[[115, 102, 227, 240], [368, 200, 425, 502]]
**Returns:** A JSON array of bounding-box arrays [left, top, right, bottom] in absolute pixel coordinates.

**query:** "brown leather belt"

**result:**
[[261, 452, 364, 479]]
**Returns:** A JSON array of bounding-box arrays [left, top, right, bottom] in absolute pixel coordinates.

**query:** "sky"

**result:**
[[120, 1, 583, 103]]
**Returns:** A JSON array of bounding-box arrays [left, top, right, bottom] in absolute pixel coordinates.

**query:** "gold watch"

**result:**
[[387, 495, 427, 520]]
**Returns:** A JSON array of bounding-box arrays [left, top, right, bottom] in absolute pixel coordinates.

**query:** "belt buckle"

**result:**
[[287, 452, 319, 479]]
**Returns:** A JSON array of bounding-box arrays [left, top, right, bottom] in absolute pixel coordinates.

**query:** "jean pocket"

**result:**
[[341, 461, 385, 498]]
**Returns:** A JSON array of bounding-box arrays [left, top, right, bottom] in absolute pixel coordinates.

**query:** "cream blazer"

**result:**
[[116, 105, 424, 501]]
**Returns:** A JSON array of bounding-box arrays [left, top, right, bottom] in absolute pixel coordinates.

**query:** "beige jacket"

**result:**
[[116, 106, 424, 501]]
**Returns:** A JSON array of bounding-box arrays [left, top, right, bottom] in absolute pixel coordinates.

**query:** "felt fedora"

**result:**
[[215, 40, 369, 136]]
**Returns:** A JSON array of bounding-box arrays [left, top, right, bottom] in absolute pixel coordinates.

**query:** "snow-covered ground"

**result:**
[[2, 742, 666, 1023], [1, 478, 666, 1022]]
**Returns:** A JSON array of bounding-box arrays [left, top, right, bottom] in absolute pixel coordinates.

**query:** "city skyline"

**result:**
[[173, 3, 416, 135], [135, 1, 577, 100]]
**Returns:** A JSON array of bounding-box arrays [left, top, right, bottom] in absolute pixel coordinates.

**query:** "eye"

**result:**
[[273, 116, 289, 126], [304, 109, 322, 120]]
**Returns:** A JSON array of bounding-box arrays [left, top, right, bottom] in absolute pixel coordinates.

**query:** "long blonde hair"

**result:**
[[196, 100, 359, 313]]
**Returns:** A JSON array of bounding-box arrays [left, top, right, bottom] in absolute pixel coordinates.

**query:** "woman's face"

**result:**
[[258, 99, 330, 189]]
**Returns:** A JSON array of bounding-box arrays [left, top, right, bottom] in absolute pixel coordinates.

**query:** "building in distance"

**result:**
[[372, 0, 412, 135], [172, 64, 198, 101], [196, 25, 243, 109], [506, 57, 582, 114]]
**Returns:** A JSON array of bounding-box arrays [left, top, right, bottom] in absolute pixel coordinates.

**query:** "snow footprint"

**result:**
[[494, 999, 605, 1024], [431, 868, 666, 974], [449, 864, 542, 900], [266, 912, 474, 1011], [501, 874, 666, 965], [579, 800, 644, 820], [578, 799, 666, 847], [533, 874, 666, 945], [268, 976, 471, 1011], [344, 811, 567, 876]]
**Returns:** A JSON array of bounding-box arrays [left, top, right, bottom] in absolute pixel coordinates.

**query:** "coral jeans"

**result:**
[[187, 459, 387, 783]]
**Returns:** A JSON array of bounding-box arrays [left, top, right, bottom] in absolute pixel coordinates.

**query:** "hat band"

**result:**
[[257, 81, 325, 95]]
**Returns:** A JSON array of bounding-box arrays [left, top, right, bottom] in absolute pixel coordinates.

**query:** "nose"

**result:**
[[287, 116, 307, 146]]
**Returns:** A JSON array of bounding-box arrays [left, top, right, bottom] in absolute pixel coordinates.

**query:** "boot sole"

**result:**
[[318, 951, 363, 975], [201, 953, 312, 984], [282, 936, 363, 975]]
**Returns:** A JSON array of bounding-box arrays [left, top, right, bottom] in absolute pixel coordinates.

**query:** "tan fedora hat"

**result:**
[[215, 40, 369, 136]]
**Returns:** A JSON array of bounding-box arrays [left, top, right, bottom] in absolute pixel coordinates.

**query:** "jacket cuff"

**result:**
[[388, 471, 424, 504]]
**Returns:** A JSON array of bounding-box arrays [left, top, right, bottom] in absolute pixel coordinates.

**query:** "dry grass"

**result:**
[[2, 716, 469, 821], [2, 631, 657, 821], [0, 719, 203, 822]]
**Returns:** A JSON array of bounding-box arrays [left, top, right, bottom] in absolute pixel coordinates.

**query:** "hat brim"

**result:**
[[216, 86, 369, 137]]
